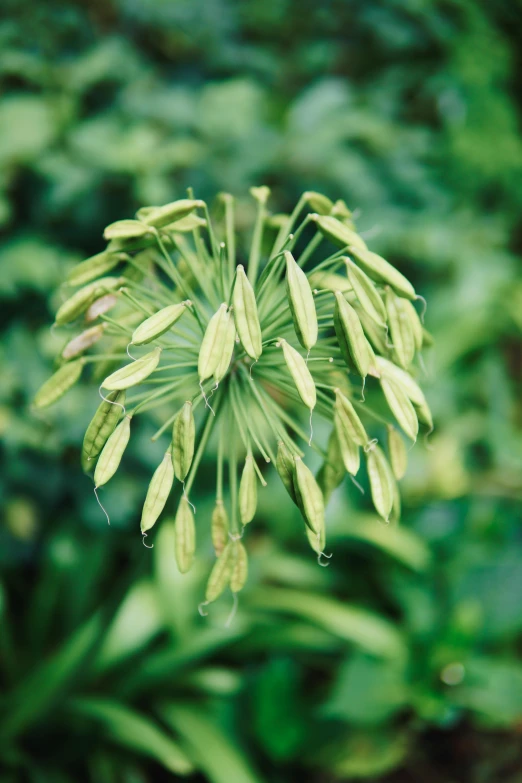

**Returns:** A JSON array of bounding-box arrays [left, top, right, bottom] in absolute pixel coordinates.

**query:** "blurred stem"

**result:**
[[119, 289, 155, 316], [248, 195, 267, 284], [271, 193, 307, 257], [155, 235, 206, 333], [229, 377, 249, 452], [256, 382, 327, 457], [202, 203, 220, 261], [123, 278, 172, 308], [219, 242, 227, 301], [82, 354, 128, 363], [239, 365, 289, 453], [150, 392, 204, 442], [223, 194, 236, 280], [101, 315, 133, 335], [217, 416, 224, 501], [298, 231, 322, 267], [229, 402, 238, 533], [129, 380, 185, 414], [286, 213, 313, 253], [172, 234, 218, 310], [231, 376, 271, 463], [184, 395, 220, 495]]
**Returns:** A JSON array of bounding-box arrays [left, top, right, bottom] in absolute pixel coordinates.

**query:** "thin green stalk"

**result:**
[[255, 244, 288, 297], [252, 458, 267, 486], [155, 235, 206, 332], [259, 387, 327, 458], [228, 403, 238, 533], [123, 278, 172, 308], [216, 416, 224, 501], [248, 197, 267, 284], [172, 234, 219, 310], [219, 242, 227, 301], [184, 394, 221, 495], [227, 267, 238, 306], [231, 378, 271, 463], [82, 353, 127, 363], [297, 231, 322, 267], [285, 213, 313, 252], [202, 203, 221, 262], [229, 379, 249, 452], [154, 361, 198, 372], [238, 365, 285, 445], [307, 251, 347, 276], [223, 194, 236, 280], [151, 392, 204, 442], [119, 289, 155, 316], [129, 380, 184, 414], [271, 193, 307, 257], [352, 400, 393, 428]]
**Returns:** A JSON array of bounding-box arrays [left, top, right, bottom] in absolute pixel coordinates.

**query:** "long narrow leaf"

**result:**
[[94, 580, 162, 672], [0, 614, 102, 740], [71, 698, 194, 775], [161, 704, 263, 783], [342, 516, 431, 572], [247, 587, 405, 659]]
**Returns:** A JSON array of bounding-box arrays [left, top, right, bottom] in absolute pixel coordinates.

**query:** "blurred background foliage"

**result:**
[[1, 0, 522, 780]]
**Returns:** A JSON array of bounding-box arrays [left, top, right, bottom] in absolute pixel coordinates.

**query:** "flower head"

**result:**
[[35, 189, 432, 604]]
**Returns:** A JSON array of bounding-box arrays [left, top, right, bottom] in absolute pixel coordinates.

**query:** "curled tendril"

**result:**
[[364, 438, 379, 454], [98, 384, 126, 416], [93, 486, 110, 526], [199, 381, 215, 416], [142, 533, 153, 548], [416, 294, 427, 322], [317, 551, 332, 567], [198, 600, 209, 617]]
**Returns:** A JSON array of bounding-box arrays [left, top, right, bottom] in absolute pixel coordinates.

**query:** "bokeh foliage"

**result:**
[[1, 0, 521, 780]]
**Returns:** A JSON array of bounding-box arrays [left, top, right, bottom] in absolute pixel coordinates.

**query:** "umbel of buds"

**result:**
[[35, 189, 433, 606]]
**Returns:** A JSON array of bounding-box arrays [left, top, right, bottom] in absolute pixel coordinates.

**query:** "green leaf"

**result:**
[[160, 703, 263, 783], [247, 587, 405, 659], [0, 96, 57, 163], [121, 627, 247, 696], [71, 698, 194, 775], [449, 657, 522, 727], [328, 729, 408, 778], [94, 580, 162, 671], [0, 614, 102, 740], [252, 658, 306, 760], [342, 515, 431, 572], [324, 652, 408, 725]]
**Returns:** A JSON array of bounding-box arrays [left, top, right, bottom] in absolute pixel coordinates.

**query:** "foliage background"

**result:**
[[1, 0, 521, 780]]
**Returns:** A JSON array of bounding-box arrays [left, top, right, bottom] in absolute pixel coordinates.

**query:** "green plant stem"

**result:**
[[82, 354, 128, 363], [228, 403, 238, 533], [184, 395, 220, 496], [216, 416, 224, 501], [248, 197, 267, 284], [155, 235, 206, 333], [119, 289, 155, 316], [223, 194, 236, 280], [231, 377, 271, 463], [298, 231, 322, 267], [202, 203, 220, 262], [271, 193, 307, 257]]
